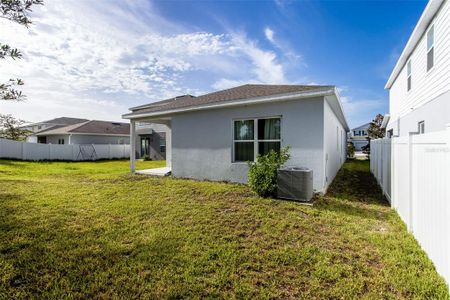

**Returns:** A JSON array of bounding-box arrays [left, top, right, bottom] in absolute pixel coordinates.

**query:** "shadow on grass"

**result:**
[[315, 197, 389, 221], [326, 160, 388, 206]]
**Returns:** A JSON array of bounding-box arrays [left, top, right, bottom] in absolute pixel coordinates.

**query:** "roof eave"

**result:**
[[35, 132, 130, 137], [385, 0, 444, 89], [122, 88, 336, 120], [330, 87, 350, 131]]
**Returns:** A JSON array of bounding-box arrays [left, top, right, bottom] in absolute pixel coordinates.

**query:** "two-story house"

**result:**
[[348, 123, 370, 150], [384, 0, 450, 137]]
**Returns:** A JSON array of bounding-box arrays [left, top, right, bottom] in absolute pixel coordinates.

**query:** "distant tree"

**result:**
[[367, 114, 385, 140], [347, 142, 355, 158], [0, 114, 30, 140], [1, 0, 43, 101]]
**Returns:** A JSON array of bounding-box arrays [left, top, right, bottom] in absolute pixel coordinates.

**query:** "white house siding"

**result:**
[[388, 0, 450, 135], [323, 99, 347, 191], [25, 135, 37, 143], [388, 89, 450, 136], [45, 135, 70, 145], [171, 97, 328, 192]]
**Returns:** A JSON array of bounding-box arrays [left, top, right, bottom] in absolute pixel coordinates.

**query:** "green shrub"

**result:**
[[347, 142, 355, 158], [247, 147, 290, 198], [142, 154, 152, 161]]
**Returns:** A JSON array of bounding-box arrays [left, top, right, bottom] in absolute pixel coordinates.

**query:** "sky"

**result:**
[[0, 0, 427, 128]]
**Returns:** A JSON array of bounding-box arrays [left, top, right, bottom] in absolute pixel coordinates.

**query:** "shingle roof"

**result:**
[[130, 84, 334, 115], [36, 120, 129, 136], [40, 117, 89, 126]]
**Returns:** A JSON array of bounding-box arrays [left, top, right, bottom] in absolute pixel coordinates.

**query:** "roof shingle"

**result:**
[[130, 84, 334, 115]]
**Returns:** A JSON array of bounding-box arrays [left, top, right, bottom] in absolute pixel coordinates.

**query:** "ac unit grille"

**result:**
[[277, 167, 313, 202]]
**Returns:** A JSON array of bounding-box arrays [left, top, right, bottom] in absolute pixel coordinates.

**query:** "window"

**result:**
[[233, 117, 281, 162], [427, 25, 434, 71], [141, 137, 150, 156], [118, 139, 124, 145], [387, 129, 394, 138], [160, 138, 166, 153], [407, 60, 412, 91], [58, 139, 64, 144], [418, 121, 425, 134]]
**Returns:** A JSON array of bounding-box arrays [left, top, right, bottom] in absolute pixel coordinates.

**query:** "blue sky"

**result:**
[[1, 0, 427, 128]]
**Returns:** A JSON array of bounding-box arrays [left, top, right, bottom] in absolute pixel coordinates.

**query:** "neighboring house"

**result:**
[[123, 84, 349, 193], [384, 0, 450, 136], [28, 120, 130, 145], [348, 123, 370, 150], [23, 117, 89, 136], [135, 122, 169, 160]]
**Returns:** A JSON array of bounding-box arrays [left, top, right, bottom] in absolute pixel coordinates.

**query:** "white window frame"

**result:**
[[427, 24, 435, 72], [232, 116, 282, 163], [407, 60, 412, 92], [58, 138, 64, 145]]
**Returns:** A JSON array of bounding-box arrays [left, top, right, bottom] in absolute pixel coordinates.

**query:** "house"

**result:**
[[384, 0, 450, 136], [134, 122, 169, 160], [374, 0, 450, 285], [123, 84, 349, 193], [348, 123, 370, 150], [23, 117, 89, 134], [27, 120, 130, 145]]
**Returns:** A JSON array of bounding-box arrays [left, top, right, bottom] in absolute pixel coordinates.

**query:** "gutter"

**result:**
[[381, 114, 391, 129], [35, 132, 130, 137], [123, 88, 336, 120]]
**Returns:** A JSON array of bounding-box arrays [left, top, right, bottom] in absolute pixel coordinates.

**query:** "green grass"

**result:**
[[0, 159, 448, 299]]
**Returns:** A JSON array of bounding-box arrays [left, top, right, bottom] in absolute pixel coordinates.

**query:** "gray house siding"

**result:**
[[70, 135, 129, 145], [171, 97, 327, 192], [134, 123, 169, 160], [134, 131, 166, 160], [37, 134, 129, 145]]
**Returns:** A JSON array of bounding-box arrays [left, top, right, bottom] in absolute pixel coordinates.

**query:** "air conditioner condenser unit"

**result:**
[[277, 167, 313, 202]]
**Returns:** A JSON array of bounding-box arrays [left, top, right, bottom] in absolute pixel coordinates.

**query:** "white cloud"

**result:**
[[264, 27, 275, 43], [1, 0, 297, 122], [340, 95, 386, 128]]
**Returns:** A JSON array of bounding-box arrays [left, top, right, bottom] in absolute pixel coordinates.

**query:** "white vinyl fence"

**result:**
[[370, 125, 450, 286], [0, 138, 130, 161]]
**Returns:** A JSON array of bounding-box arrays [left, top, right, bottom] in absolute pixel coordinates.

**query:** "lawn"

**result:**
[[0, 159, 448, 299]]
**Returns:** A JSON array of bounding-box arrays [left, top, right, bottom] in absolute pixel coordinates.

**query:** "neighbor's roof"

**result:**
[[35, 120, 130, 136], [125, 84, 334, 116], [385, 0, 444, 89], [351, 123, 371, 131], [36, 117, 89, 126]]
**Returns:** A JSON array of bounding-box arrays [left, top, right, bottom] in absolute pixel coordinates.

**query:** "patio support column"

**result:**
[[166, 121, 172, 169], [130, 120, 136, 173]]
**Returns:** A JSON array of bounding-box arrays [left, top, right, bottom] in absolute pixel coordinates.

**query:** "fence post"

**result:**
[[408, 132, 417, 233], [446, 124, 450, 147]]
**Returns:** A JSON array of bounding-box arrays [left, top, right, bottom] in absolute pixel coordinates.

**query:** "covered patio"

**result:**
[[135, 167, 171, 176], [127, 116, 172, 176]]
